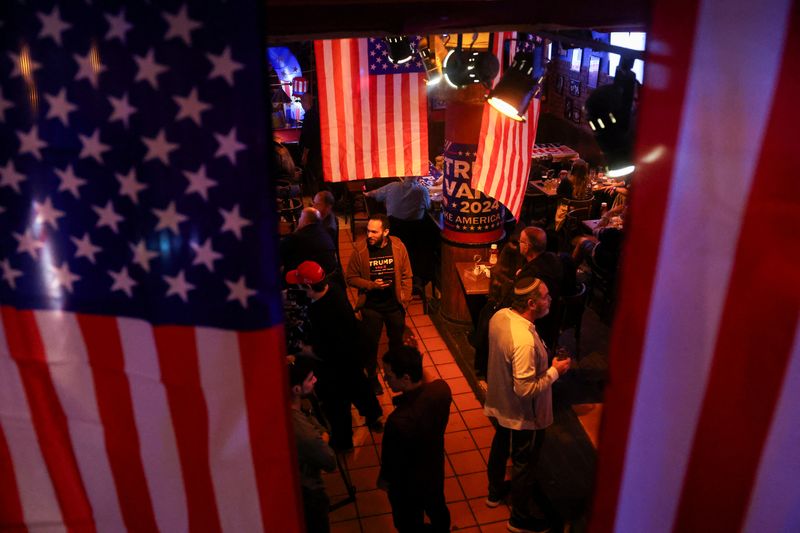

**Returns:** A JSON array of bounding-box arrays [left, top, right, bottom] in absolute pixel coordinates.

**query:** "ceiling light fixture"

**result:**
[[418, 45, 441, 86], [486, 51, 536, 121], [384, 36, 414, 65], [443, 49, 498, 89]]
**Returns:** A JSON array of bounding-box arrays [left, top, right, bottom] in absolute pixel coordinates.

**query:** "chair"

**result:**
[[277, 197, 303, 233], [560, 207, 591, 251], [344, 182, 371, 240], [555, 282, 589, 358]]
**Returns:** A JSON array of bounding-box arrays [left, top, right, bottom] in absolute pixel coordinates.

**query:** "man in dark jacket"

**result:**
[[378, 346, 452, 533], [286, 261, 384, 451]]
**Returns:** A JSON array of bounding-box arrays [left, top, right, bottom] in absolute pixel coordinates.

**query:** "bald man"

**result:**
[[280, 207, 340, 285]]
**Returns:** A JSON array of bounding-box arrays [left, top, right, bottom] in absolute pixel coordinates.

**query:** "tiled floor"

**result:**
[[329, 224, 510, 533]]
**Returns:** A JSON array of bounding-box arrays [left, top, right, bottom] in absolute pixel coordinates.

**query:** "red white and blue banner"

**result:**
[[591, 0, 799, 530], [315, 37, 429, 182], [0, 2, 299, 531]]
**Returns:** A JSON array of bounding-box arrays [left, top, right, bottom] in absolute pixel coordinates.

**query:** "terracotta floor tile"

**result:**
[[458, 471, 489, 499], [329, 500, 358, 523], [352, 425, 372, 447], [436, 362, 463, 380], [448, 500, 477, 529], [331, 518, 361, 533], [450, 401, 458, 413], [479, 520, 512, 532], [445, 430, 477, 454], [444, 457, 455, 478], [323, 470, 349, 497], [446, 376, 473, 395], [468, 496, 510, 525], [411, 314, 434, 327], [344, 445, 380, 470], [479, 447, 491, 463], [422, 337, 448, 352], [445, 476, 465, 503], [445, 412, 466, 433], [447, 449, 486, 475], [456, 528, 481, 533], [407, 303, 425, 316], [470, 426, 496, 449], [371, 430, 383, 445], [423, 366, 441, 382], [360, 512, 395, 532], [453, 392, 483, 412], [422, 353, 435, 367], [349, 465, 380, 493], [428, 349, 455, 365], [415, 325, 441, 339], [461, 408, 492, 429], [356, 489, 392, 517]]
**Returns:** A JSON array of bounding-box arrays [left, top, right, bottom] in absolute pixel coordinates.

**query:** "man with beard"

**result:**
[[484, 277, 571, 532], [288, 356, 337, 533], [346, 214, 413, 395]]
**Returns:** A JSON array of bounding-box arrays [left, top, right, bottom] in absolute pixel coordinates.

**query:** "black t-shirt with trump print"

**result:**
[[364, 239, 401, 313]]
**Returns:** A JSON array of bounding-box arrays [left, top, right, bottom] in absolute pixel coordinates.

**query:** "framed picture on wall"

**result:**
[[569, 78, 581, 97], [588, 56, 600, 88], [571, 106, 582, 124], [556, 75, 564, 95], [565, 98, 573, 119]]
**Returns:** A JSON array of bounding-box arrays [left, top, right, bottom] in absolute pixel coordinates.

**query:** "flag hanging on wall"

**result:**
[[470, 98, 540, 220], [590, 0, 799, 531], [314, 37, 429, 182], [0, 2, 300, 532]]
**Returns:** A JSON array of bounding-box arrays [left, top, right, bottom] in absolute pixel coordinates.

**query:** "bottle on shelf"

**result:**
[[488, 244, 498, 266]]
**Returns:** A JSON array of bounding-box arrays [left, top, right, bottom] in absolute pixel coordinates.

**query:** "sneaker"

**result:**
[[485, 496, 502, 508], [486, 480, 511, 507], [506, 517, 550, 533]]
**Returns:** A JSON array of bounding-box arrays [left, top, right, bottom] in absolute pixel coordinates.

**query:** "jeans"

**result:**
[[360, 306, 406, 375], [486, 418, 546, 524]]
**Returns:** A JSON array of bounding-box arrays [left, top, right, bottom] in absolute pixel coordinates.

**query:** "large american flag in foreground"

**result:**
[[0, 2, 299, 532], [315, 37, 429, 182], [591, 0, 799, 531], [471, 98, 540, 220]]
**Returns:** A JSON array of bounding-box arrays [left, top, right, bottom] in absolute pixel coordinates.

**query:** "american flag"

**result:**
[[590, 0, 799, 531], [0, 2, 300, 532], [490, 31, 517, 88], [314, 37, 429, 182], [470, 98, 540, 220]]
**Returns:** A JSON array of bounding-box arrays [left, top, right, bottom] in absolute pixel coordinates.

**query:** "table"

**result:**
[[455, 262, 490, 296], [583, 218, 624, 233], [531, 143, 579, 162], [528, 180, 559, 197]]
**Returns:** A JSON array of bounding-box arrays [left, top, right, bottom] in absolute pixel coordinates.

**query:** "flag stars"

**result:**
[[153, 201, 188, 234], [74, 48, 107, 88], [34, 197, 65, 230], [70, 233, 102, 263], [44, 88, 77, 125], [92, 201, 123, 233], [225, 276, 257, 308], [108, 92, 137, 128], [174, 88, 210, 126], [14, 230, 45, 259], [108, 267, 136, 297], [37, 6, 72, 46], [104, 9, 133, 43], [164, 270, 194, 302], [183, 165, 216, 200], [213, 127, 246, 164], [9, 51, 42, 79], [219, 204, 251, 240], [18, 126, 47, 160], [130, 240, 158, 272], [50, 262, 80, 293], [142, 129, 178, 164], [207, 46, 243, 86], [0, 161, 26, 193], [55, 165, 86, 198], [163, 5, 202, 46], [116, 169, 147, 204], [134, 49, 168, 89], [190, 238, 222, 271], [78, 129, 110, 163], [1, 259, 23, 289]]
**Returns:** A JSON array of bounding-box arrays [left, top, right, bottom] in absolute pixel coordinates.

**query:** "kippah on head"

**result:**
[[513, 277, 541, 296]]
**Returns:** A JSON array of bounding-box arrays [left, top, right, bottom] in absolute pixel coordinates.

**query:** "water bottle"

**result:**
[[488, 244, 498, 266]]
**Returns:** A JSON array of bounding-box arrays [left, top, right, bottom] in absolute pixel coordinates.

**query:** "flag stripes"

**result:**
[[471, 99, 540, 219], [315, 38, 428, 182], [0, 308, 298, 532], [590, 0, 799, 530]]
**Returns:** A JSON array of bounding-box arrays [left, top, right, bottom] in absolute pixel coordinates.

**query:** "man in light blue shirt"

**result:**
[[367, 177, 430, 221]]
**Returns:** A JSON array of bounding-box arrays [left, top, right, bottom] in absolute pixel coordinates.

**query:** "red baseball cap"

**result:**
[[285, 261, 326, 285]]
